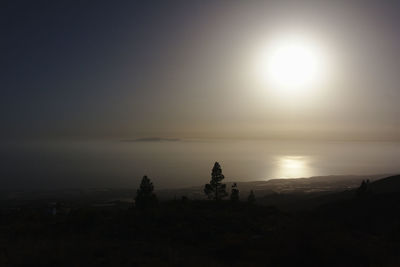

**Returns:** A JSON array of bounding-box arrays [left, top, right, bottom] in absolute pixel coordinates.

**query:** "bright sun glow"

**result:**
[[274, 156, 312, 178], [256, 34, 326, 90]]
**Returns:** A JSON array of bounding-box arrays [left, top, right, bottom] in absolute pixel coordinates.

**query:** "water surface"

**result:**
[[1, 139, 400, 190]]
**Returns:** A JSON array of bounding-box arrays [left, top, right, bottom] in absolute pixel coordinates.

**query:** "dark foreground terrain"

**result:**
[[1, 176, 400, 266]]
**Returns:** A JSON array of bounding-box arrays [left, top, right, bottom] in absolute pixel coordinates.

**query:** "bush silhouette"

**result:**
[[247, 190, 256, 204], [204, 162, 228, 200], [230, 183, 240, 202], [356, 179, 370, 198]]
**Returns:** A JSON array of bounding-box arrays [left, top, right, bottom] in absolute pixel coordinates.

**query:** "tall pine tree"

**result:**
[[135, 175, 158, 210], [204, 162, 228, 200]]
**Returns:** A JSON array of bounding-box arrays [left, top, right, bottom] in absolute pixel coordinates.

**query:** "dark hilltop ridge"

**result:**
[[365, 174, 400, 193], [1, 173, 400, 266], [1, 174, 387, 207]]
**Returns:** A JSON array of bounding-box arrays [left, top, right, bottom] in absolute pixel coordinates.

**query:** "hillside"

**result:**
[[157, 174, 389, 200], [367, 174, 400, 193]]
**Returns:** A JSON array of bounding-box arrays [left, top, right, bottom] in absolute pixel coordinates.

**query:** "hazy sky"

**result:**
[[2, 0, 400, 141]]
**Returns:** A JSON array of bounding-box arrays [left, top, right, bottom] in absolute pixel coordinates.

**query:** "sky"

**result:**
[[2, 0, 400, 141]]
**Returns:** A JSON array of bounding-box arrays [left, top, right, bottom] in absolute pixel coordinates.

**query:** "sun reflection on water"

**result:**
[[273, 156, 312, 178]]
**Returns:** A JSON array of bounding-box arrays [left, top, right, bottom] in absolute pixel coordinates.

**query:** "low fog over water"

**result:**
[[2, 139, 400, 191]]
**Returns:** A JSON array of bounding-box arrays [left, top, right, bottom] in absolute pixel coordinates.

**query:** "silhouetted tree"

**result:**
[[356, 179, 370, 198], [230, 183, 240, 202], [204, 162, 228, 200], [248, 190, 256, 204], [135, 175, 158, 210]]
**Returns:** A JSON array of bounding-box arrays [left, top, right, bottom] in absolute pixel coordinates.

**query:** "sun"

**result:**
[[256, 34, 326, 90]]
